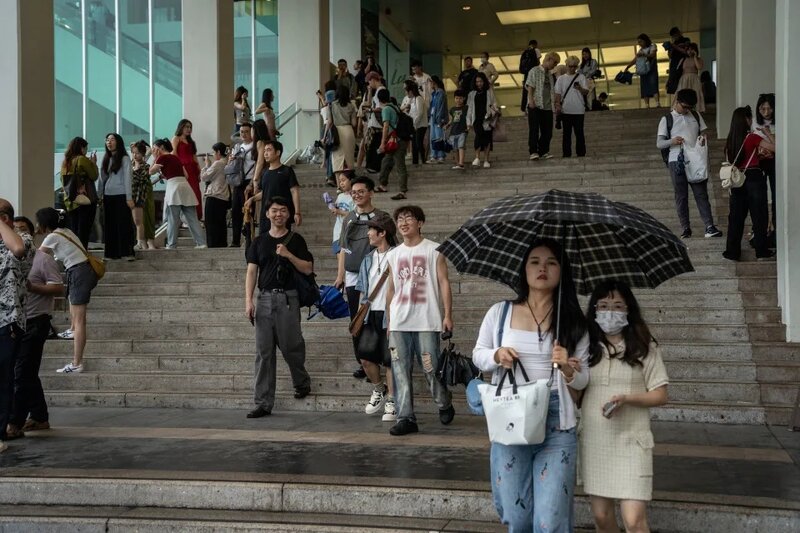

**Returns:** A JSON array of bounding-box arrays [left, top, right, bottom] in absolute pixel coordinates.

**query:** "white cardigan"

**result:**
[[472, 301, 590, 430]]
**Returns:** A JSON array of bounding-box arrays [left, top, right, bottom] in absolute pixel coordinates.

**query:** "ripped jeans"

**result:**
[[490, 394, 576, 533], [389, 331, 452, 423]]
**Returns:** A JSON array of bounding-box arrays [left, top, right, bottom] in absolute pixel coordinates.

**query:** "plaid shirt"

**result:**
[[525, 65, 556, 110], [0, 232, 35, 331]]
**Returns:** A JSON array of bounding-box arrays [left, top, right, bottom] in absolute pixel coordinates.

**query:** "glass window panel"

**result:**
[[599, 45, 637, 65], [255, 0, 279, 112], [234, 0, 254, 105], [152, 0, 183, 139], [495, 74, 518, 89], [54, 0, 84, 152], [85, 0, 117, 149], [499, 55, 519, 72], [119, 0, 150, 144]]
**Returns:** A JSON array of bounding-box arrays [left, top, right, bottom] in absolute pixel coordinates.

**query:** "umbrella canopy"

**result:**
[[437, 189, 694, 295]]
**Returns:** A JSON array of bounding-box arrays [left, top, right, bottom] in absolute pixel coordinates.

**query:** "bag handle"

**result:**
[[53, 230, 91, 262], [494, 359, 531, 397]]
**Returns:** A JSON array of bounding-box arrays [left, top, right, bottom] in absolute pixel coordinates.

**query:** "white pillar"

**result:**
[[279, 0, 329, 154], [775, 0, 800, 340], [182, 0, 234, 150], [0, 0, 54, 217], [736, 0, 776, 109], [715, 1, 736, 138], [330, 0, 361, 67]]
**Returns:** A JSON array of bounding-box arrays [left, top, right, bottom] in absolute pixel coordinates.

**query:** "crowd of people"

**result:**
[[0, 30, 781, 533]]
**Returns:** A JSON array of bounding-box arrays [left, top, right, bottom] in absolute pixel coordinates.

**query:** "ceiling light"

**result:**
[[479, 32, 488, 36], [462, 5, 471, 10], [496, 4, 591, 25], [612, 20, 621, 24], [500, 105, 507, 109]]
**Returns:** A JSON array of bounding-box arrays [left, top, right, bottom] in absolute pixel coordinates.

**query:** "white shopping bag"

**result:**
[[684, 136, 709, 184], [478, 361, 550, 445]]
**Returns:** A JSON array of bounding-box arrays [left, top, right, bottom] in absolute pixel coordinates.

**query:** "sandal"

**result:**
[[375, 186, 388, 193]]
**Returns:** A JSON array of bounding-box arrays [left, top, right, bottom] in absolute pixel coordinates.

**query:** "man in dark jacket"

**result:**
[[519, 40, 541, 110]]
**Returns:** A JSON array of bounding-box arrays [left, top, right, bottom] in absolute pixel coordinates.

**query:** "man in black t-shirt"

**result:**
[[244, 140, 301, 235], [244, 196, 313, 418], [457, 56, 478, 92]]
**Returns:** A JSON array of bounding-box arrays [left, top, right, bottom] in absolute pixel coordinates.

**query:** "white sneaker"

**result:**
[[541, 153, 553, 160], [471, 157, 480, 167], [133, 243, 146, 251], [195, 244, 208, 249], [529, 154, 539, 161], [483, 161, 491, 168], [382, 400, 397, 422], [365, 387, 387, 415], [56, 363, 83, 374], [57, 329, 74, 340]]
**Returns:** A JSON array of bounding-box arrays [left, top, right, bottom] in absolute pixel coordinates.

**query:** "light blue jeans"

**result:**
[[429, 123, 446, 160], [389, 331, 452, 423], [490, 394, 576, 533], [166, 204, 206, 248]]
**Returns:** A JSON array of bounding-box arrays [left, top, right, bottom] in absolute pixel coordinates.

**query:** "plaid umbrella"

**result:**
[[437, 189, 694, 295]]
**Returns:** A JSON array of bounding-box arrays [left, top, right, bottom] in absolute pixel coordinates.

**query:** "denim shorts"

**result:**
[[65, 261, 97, 305], [450, 133, 467, 150]]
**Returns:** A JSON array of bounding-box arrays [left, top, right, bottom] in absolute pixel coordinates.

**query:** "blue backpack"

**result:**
[[309, 285, 350, 320]]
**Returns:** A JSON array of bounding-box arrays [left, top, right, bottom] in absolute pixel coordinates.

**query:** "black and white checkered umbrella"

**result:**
[[437, 189, 694, 295]]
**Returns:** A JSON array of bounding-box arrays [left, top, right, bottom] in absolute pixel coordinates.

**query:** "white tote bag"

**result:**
[[478, 361, 551, 446], [684, 136, 709, 184]]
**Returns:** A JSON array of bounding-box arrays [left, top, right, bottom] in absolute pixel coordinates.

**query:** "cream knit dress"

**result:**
[[578, 341, 669, 501]]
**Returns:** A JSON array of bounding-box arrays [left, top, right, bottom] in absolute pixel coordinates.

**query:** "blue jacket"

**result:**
[[355, 248, 393, 327], [429, 88, 448, 127]]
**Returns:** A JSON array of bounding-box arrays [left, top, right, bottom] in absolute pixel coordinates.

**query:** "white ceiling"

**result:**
[[381, 0, 717, 55]]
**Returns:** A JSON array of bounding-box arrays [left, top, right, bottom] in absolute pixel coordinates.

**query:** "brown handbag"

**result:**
[[349, 269, 390, 337]]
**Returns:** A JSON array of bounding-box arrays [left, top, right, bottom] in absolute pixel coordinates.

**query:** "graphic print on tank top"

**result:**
[[396, 255, 429, 305]]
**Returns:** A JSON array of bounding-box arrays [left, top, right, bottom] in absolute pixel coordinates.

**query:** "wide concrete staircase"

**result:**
[[42, 109, 796, 425]]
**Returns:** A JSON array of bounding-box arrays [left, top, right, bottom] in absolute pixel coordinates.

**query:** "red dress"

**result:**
[[175, 140, 203, 218]]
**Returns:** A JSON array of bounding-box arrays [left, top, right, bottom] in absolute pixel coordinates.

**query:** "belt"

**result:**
[[260, 288, 285, 294]]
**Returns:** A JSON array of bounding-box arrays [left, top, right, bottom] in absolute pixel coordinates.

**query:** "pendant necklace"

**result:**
[[526, 299, 553, 346], [376, 249, 388, 274]]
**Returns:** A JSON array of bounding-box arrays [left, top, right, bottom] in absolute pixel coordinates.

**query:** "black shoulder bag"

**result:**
[[282, 232, 320, 308]]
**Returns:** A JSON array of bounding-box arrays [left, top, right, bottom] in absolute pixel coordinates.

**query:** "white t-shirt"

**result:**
[[413, 72, 432, 104], [554, 72, 589, 115], [657, 110, 708, 163], [367, 86, 387, 128], [332, 192, 354, 243], [387, 239, 442, 332], [368, 249, 391, 311], [42, 229, 88, 270]]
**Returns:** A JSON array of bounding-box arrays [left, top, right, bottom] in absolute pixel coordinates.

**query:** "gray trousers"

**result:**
[[254, 290, 311, 409], [668, 161, 714, 232], [379, 140, 409, 193]]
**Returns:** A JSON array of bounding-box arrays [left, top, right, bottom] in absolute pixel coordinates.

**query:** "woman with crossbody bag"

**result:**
[[472, 238, 589, 532], [353, 213, 397, 421], [60, 137, 99, 249], [722, 106, 775, 261], [37, 208, 99, 374]]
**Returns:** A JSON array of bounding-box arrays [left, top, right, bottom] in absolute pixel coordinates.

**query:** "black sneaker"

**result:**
[[704, 226, 723, 238], [352, 366, 367, 380], [757, 250, 777, 261], [294, 386, 311, 399], [681, 229, 692, 239], [389, 419, 419, 436], [439, 405, 455, 425], [246, 406, 271, 418]]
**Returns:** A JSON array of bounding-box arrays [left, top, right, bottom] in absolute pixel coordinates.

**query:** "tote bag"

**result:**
[[478, 360, 551, 446], [683, 137, 709, 183]]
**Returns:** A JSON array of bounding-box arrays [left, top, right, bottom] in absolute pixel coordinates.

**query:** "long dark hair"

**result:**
[[725, 106, 753, 165], [473, 71, 490, 92], [63, 137, 89, 171], [174, 119, 197, 154], [403, 79, 420, 97], [586, 280, 654, 368], [102, 133, 128, 176], [261, 88, 274, 109], [335, 85, 350, 107], [756, 93, 775, 126], [514, 238, 587, 355], [234, 85, 248, 103], [580, 47, 592, 69], [251, 118, 269, 160], [637, 33, 652, 47]]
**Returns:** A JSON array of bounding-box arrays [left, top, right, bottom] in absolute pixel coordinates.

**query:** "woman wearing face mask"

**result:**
[[477, 52, 499, 86], [579, 280, 669, 533], [473, 238, 589, 532]]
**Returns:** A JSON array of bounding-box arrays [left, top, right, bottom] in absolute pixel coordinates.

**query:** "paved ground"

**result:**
[[2, 406, 800, 509]]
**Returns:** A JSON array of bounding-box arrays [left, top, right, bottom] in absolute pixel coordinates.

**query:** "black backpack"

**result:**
[[660, 110, 701, 166], [387, 104, 414, 141], [283, 232, 320, 308]]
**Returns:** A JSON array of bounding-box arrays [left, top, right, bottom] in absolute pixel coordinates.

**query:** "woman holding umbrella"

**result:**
[[472, 238, 589, 532]]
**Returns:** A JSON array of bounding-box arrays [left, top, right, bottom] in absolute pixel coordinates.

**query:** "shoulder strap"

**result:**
[[665, 113, 674, 137], [497, 300, 511, 347], [53, 230, 90, 261], [366, 269, 391, 304]]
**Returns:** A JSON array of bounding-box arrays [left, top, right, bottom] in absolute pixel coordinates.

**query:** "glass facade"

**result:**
[[234, 0, 279, 117]]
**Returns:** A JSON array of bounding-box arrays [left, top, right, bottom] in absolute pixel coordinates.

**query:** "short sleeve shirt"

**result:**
[[449, 106, 468, 135], [246, 231, 313, 291], [259, 165, 300, 222], [26, 250, 63, 318], [381, 104, 399, 131], [156, 154, 185, 179], [42, 229, 89, 270], [554, 73, 588, 115], [0, 233, 35, 330], [737, 133, 763, 170]]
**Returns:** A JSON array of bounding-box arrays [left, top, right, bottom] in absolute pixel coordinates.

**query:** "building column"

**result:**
[[775, 0, 800, 340], [715, 3, 736, 138], [279, 0, 329, 155], [330, 0, 361, 67], [0, 0, 54, 217], [181, 0, 234, 150], [736, 0, 776, 110]]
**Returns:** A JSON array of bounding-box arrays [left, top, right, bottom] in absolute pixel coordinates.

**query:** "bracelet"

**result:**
[[560, 368, 575, 383]]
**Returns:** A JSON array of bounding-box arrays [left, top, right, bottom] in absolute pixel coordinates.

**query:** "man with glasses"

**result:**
[[656, 88, 722, 239], [334, 177, 389, 380], [384, 205, 454, 436]]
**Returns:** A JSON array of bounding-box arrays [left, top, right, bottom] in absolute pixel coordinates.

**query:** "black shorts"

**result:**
[[65, 261, 97, 305], [356, 310, 390, 367]]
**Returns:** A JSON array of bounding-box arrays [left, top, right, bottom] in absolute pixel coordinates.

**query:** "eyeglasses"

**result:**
[[351, 189, 369, 196], [678, 102, 694, 111], [596, 303, 628, 312], [396, 215, 417, 223]]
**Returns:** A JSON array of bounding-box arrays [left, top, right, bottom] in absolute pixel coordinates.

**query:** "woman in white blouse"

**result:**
[[201, 142, 231, 248], [473, 238, 589, 532]]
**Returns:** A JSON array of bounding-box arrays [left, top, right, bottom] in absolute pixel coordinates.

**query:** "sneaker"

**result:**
[[4, 425, 24, 440], [391, 193, 407, 201], [352, 366, 367, 380], [483, 161, 491, 168], [704, 226, 723, 238], [382, 400, 397, 422], [56, 363, 83, 374], [246, 406, 271, 418], [757, 250, 777, 261], [365, 387, 387, 415], [680, 229, 692, 239], [389, 419, 419, 436], [529, 153, 539, 161], [22, 419, 50, 432], [439, 405, 455, 425], [195, 244, 208, 249], [471, 157, 480, 167], [722, 251, 740, 261], [294, 386, 311, 399], [133, 243, 146, 251], [451, 165, 464, 170], [541, 153, 553, 160], [123, 256, 136, 262], [57, 329, 74, 340]]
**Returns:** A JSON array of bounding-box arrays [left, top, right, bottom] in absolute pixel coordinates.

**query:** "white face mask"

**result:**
[[595, 311, 628, 335], [480, 57, 488, 65]]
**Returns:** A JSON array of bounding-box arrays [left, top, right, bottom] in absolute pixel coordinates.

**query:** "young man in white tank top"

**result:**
[[384, 205, 454, 436]]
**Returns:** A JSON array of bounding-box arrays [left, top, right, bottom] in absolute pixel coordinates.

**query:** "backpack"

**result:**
[[224, 145, 253, 187], [283, 232, 320, 308], [660, 111, 701, 167], [387, 104, 414, 141], [519, 48, 538, 75]]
